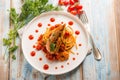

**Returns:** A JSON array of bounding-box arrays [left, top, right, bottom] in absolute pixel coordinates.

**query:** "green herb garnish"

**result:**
[[50, 43, 56, 51], [3, 0, 61, 60]]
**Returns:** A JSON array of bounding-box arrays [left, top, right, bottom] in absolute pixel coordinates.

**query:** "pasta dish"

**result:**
[[36, 23, 76, 61]]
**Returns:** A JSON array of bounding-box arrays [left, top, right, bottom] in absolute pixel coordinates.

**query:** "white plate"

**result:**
[[22, 11, 89, 75]]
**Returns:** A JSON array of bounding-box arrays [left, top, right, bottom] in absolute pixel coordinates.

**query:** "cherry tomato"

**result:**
[[46, 54, 54, 60], [67, 5, 75, 12], [77, 9, 83, 15], [42, 47, 48, 53], [63, 0, 69, 6], [64, 32, 70, 38], [69, 0, 75, 5], [74, 0, 79, 2], [58, 0, 64, 5], [70, 10, 77, 15], [75, 4, 83, 10], [36, 44, 42, 50]]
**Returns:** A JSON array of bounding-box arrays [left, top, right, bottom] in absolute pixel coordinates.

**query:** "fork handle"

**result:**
[[89, 33, 102, 61]]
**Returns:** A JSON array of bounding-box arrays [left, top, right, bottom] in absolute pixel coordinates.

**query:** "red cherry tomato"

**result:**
[[36, 44, 42, 50], [63, 0, 69, 6], [69, 0, 75, 5], [46, 54, 54, 60], [64, 32, 70, 38], [70, 10, 77, 15], [75, 4, 83, 10], [74, 0, 79, 2], [58, 0, 64, 5], [77, 9, 83, 15], [67, 5, 75, 12]]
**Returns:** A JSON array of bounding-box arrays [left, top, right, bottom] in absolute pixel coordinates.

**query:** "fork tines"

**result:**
[[78, 11, 88, 24]]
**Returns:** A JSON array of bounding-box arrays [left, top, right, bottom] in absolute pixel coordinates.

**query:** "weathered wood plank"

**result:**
[[107, 1, 120, 79], [114, 0, 120, 76], [0, 0, 10, 80], [82, 0, 120, 80], [80, 0, 97, 80]]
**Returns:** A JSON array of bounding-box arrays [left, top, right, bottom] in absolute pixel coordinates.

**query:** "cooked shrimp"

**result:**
[[46, 24, 65, 54]]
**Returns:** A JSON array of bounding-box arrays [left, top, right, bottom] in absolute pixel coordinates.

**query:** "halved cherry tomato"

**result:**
[[67, 5, 75, 12], [75, 4, 83, 10], [69, 0, 75, 5], [70, 10, 77, 15]]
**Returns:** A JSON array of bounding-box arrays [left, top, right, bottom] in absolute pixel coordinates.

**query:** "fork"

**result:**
[[78, 11, 102, 61]]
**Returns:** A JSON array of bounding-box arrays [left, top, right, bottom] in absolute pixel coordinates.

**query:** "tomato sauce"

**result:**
[[55, 67, 58, 69], [73, 57, 76, 60], [48, 24, 51, 26], [76, 53, 79, 55], [28, 35, 34, 40], [30, 51, 36, 57], [68, 21, 73, 25], [33, 45, 36, 48], [50, 26, 55, 30], [61, 22, 64, 24], [35, 30, 39, 33], [67, 62, 69, 65], [79, 43, 82, 46], [43, 64, 49, 70], [50, 18, 55, 22], [75, 30, 80, 35], [38, 22, 42, 27], [39, 57, 42, 61], [36, 44, 42, 51], [61, 65, 64, 68]]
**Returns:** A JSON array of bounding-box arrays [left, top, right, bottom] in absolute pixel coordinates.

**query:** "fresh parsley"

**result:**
[[50, 43, 56, 51], [3, 0, 61, 60]]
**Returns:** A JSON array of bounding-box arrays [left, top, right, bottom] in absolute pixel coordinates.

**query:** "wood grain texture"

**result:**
[[114, 0, 120, 75], [82, 0, 120, 80], [0, 0, 10, 80]]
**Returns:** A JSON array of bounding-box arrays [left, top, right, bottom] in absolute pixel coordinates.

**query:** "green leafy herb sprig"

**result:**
[[3, 0, 61, 60]]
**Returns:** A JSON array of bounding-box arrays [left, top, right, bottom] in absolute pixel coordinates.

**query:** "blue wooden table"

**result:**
[[0, 0, 120, 80]]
